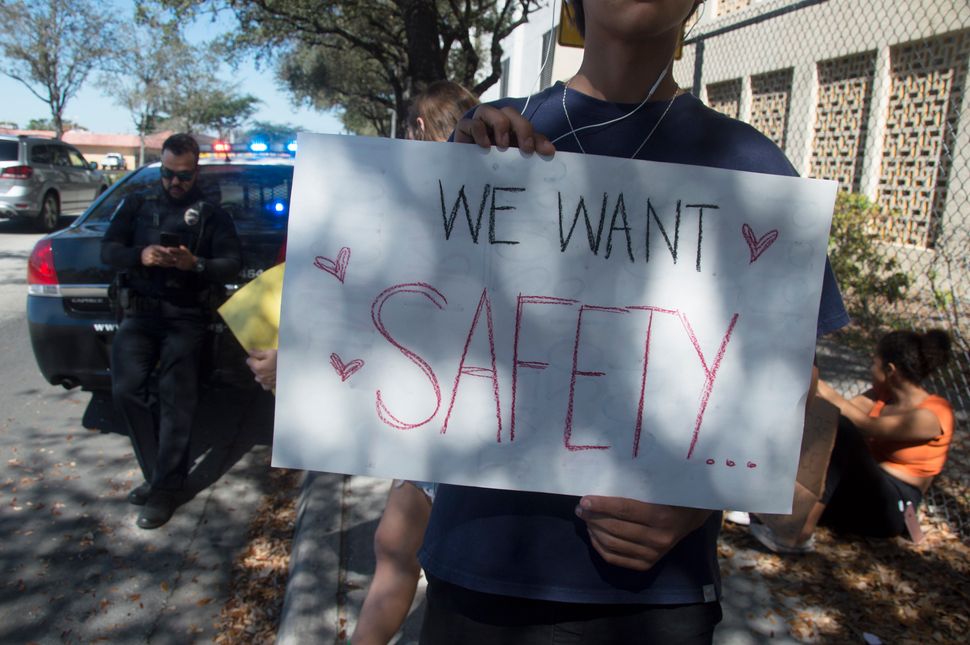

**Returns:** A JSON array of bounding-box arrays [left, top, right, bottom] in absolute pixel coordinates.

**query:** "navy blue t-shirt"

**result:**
[[420, 83, 849, 604]]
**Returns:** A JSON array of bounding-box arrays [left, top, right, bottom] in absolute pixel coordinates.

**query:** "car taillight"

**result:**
[[28, 238, 60, 296], [1, 165, 33, 179]]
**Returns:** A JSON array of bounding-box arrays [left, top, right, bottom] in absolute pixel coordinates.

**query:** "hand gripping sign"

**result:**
[[272, 134, 837, 513]]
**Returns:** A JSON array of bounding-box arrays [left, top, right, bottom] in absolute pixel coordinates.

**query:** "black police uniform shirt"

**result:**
[[101, 182, 242, 306]]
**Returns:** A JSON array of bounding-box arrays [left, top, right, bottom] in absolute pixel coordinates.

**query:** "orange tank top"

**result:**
[[867, 395, 955, 478]]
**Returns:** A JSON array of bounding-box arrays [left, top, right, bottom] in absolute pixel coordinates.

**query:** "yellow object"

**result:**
[[217, 262, 284, 352], [558, 2, 584, 48]]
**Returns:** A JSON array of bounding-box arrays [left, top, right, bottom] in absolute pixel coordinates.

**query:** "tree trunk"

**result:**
[[397, 0, 446, 96], [393, 0, 447, 134]]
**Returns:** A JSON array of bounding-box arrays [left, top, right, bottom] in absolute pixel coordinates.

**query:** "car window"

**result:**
[[67, 148, 89, 168], [202, 165, 293, 234], [82, 164, 293, 233], [30, 145, 51, 164], [81, 167, 160, 223], [0, 140, 18, 161], [51, 146, 71, 167]]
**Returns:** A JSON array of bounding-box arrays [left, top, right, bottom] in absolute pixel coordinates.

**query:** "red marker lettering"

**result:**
[[510, 295, 578, 442], [679, 311, 740, 459], [564, 305, 628, 452], [626, 305, 678, 458], [442, 289, 502, 440], [371, 283, 447, 430]]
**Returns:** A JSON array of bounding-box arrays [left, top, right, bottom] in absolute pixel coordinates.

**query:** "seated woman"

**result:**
[[750, 329, 955, 553]]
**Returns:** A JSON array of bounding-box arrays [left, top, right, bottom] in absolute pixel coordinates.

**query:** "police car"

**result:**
[[27, 142, 295, 392]]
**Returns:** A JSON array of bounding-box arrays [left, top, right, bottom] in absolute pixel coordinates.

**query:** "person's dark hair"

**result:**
[[162, 133, 200, 160], [876, 329, 952, 384], [568, 0, 703, 39], [569, 0, 586, 36], [406, 81, 479, 142]]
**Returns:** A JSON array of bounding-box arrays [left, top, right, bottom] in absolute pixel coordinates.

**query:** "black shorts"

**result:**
[[419, 574, 722, 645], [821, 416, 924, 537]]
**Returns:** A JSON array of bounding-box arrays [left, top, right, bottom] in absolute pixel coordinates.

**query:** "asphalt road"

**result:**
[[0, 217, 280, 643]]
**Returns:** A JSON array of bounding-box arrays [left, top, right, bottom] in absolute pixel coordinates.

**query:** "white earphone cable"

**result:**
[[550, 1, 707, 153], [551, 59, 671, 146]]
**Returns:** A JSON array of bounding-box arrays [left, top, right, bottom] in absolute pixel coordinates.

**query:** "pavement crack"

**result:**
[[144, 486, 217, 644], [335, 474, 353, 644]]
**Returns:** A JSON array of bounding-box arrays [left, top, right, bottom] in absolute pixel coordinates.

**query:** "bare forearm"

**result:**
[[351, 566, 420, 645]]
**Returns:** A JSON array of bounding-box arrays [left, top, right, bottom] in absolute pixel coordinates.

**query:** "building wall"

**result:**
[[482, 3, 581, 102], [676, 0, 970, 305]]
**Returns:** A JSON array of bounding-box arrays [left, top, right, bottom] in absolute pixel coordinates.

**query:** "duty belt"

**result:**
[[123, 292, 208, 313]]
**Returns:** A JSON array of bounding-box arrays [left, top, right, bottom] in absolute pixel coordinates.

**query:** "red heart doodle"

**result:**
[[741, 224, 779, 264], [314, 247, 351, 283], [330, 352, 364, 382]]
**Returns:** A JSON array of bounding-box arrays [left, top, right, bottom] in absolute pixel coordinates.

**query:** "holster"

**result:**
[[107, 272, 129, 322]]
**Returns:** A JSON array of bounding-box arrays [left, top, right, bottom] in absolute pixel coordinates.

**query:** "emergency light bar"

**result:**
[[199, 141, 298, 156]]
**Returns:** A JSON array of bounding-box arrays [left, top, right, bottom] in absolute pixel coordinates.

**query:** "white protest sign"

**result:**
[[272, 133, 837, 513]]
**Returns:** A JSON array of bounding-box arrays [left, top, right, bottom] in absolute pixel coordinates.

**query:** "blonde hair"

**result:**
[[406, 81, 479, 142]]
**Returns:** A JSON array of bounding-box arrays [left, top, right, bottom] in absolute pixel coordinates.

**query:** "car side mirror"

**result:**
[[89, 161, 99, 170]]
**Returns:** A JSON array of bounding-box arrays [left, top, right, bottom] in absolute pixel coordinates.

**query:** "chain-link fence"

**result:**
[[674, 0, 970, 539]]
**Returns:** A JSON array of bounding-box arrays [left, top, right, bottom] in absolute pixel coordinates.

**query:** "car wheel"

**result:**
[[37, 192, 60, 233]]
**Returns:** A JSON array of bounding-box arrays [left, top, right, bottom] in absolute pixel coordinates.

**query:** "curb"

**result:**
[[278, 471, 347, 644]]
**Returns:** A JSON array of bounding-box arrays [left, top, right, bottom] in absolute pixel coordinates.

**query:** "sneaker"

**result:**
[[749, 522, 815, 554], [723, 511, 751, 526]]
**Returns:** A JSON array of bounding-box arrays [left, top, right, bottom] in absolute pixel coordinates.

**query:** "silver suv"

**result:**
[[0, 135, 109, 231]]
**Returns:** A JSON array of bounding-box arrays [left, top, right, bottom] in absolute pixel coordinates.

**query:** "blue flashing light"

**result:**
[[249, 141, 269, 153], [286, 141, 298, 153], [268, 200, 287, 216]]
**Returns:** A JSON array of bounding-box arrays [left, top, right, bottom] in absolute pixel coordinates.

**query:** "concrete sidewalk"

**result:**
[[0, 311, 280, 644], [278, 473, 813, 645]]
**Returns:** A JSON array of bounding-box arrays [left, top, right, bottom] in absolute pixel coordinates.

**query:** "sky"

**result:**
[[0, 1, 344, 137]]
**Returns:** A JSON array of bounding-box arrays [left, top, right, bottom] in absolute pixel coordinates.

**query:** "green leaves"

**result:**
[[151, 0, 544, 136], [0, 0, 119, 139], [828, 192, 912, 331]]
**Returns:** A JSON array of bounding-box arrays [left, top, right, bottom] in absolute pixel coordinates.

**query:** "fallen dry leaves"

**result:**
[[214, 467, 301, 644], [720, 506, 970, 643], [210, 453, 970, 643]]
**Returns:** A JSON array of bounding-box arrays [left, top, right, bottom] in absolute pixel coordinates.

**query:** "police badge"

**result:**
[[184, 204, 201, 226]]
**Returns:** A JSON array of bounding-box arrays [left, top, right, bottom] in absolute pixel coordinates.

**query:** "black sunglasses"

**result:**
[[160, 167, 196, 182]]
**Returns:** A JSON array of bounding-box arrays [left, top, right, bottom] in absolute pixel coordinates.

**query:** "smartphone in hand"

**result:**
[[160, 232, 181, 248]]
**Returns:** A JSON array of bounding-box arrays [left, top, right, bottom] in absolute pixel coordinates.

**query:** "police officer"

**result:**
[[101, 133, 242, 529]]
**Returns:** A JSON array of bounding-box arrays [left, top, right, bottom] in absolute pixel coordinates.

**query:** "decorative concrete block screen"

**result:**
[[750, 68, 794, 149], [811, 52, 877, 195], [706, 78, 742, 119], [717, 0, 753, 18], [878, 32, 969, 249]]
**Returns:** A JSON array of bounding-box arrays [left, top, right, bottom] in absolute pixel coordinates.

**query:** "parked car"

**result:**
[[27, 155, 294, 392], [0, 134, 109, 231], [101, 152, 127, 170]]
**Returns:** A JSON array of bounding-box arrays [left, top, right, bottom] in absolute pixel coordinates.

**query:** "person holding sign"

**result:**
[[748, 330, 955, 553], [416, 1, 849, 642], [350, 81, 479, 645]]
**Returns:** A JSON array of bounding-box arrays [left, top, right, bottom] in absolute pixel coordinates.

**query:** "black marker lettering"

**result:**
[[489, 186, 525, 245]]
